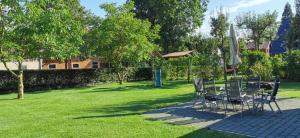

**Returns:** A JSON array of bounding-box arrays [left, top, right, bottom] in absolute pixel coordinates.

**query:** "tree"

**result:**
[[0, 0, 84, 99], [210, 10, 229, 94], [132, 0, 208, 53], [186, 35, 222, 79], [93, 2, 160, 84], [283, 2, 293, 19], [292, 0, 300, 50], [296, 0, 300, 16], [282, 2, 295, 53], [236, 11, 277, 50], [81, 11, 102, 59], [285, 1, 300, 52]]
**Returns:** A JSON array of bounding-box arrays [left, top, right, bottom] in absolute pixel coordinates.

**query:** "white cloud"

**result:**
[[226, 0, 271, 13]]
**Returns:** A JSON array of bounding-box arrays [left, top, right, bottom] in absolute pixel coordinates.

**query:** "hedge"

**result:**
[[0, 68, 152, 93]]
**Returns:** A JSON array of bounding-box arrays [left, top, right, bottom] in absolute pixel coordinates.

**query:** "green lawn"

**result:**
[[278, 82, 300, 98], [0, 81, 299, 138]]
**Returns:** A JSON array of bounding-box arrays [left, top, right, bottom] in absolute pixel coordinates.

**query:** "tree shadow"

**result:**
[[74, 112, 142, 119], [0, 98, 17, 101], [74, 93, 194, 119], [87, 80, 190, 93], [179, 128, 245, 138]]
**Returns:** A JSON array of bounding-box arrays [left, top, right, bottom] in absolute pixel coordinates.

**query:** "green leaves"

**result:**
[[236, 11, 277, 49], [0, 0, 85, 64], [133, 0, 208, 53]]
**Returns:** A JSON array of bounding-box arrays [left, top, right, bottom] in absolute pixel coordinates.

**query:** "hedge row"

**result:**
[[0, 68, 152, 93]]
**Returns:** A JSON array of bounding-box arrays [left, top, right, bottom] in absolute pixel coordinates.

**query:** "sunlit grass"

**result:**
[[0, 81, 244, 138]]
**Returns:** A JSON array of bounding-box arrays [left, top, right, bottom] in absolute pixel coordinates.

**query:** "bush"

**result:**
[[270, 55, 287, 78], [286, 50, 300, 81], [0, 68, 152, 93], [240, 50, 270, 76], [250, 62, 273, 81]]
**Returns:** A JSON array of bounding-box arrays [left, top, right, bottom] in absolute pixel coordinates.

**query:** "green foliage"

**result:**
[[250, 61, 273, 81], [0, 68, 153, 93], [92, 2, 160, 84], [192, 53, 222, 79], [286, 50, 300, 81], [161, 57, 189, 80], [240, 50, 270, 76], [236, 11, 277, 49], [210, 11, 230, 81], [133, 0, 208, 53], [283, 2, 293, 19], [296, 0, 300, 16], [0, 0, 85, 98], [210, 11, 229, 43], [270, 55, 287, 78]]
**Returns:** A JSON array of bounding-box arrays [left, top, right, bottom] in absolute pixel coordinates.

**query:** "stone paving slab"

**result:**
[[144, 98, 300, 138]]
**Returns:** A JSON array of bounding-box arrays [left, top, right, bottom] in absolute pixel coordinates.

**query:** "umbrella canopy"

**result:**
[[229, 24, 242, 65]]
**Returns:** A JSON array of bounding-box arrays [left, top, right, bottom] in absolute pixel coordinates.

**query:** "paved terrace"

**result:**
[[144, 98, 300, 138]]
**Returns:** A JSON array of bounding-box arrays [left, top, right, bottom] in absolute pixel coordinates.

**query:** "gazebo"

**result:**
[[162, 50, 194, 82]]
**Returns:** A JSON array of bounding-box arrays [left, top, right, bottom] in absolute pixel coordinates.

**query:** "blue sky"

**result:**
[[80, 0, 295, 34]]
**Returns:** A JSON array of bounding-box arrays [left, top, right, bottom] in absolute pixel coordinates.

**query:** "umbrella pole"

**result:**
[[233, 65, 237, 76]]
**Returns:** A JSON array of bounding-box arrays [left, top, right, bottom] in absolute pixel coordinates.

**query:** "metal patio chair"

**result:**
[[203, 80, 225, 111], [227, 79, 250, 117], [254, 78, 282, 113], [193, 78, 206, 110]]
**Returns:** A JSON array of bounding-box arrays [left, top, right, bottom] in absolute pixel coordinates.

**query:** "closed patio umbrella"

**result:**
[[229, 24, 242, 76]]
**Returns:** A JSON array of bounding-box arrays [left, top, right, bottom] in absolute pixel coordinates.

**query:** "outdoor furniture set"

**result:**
[[193, 76, 282, 116]]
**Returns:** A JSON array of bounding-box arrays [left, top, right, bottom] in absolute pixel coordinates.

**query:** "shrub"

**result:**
[[270, 54, 287, 78], [0, 68, 152, 93], [240, 50, 270, 76], [286, 50, 300, 81], [250, 62, 273, 81]]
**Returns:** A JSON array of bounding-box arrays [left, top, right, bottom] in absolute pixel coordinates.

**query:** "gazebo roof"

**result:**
[[162, 51, 194, 58]]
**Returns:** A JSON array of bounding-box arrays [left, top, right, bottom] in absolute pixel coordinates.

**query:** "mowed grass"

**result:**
[[0, 81, 244, 138], [0, 81, 299, 138], [278, 81, 300, 98]]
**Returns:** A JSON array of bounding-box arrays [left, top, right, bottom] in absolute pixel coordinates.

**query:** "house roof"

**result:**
[[162, 51, 194, 58], [247, 41, 270, 50]]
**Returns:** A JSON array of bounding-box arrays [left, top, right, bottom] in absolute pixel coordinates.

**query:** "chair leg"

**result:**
[[246, 101, 250, 110], [232, 103, 236, 112], [274, 101, 282, 113], [202, 99, 206, 111], [255, 102, 261, 112], [241, 104, 244, 118], [268, 103, 274, 112], [193, 97, 198, 107], [225, 101, 228, 116]]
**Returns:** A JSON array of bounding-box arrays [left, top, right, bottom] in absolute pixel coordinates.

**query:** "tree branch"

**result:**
[[1, 59, 18, 78]]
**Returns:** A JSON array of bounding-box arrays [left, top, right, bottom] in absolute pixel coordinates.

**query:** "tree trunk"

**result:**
[[17, 71, 24, 99], [221, 37, 228, 101], [117, 72, 123, 85], [256, 38, 260, 51], [65, 60, 68, 69]]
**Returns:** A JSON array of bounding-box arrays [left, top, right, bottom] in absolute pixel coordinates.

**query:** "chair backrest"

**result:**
[[193, 78, 203, 93], [231, 77, 243, 88], [247, 76, 261, 93], [203, 80, 216, 95], [270, 78, 280, 101], [228, 79, 241, 98]]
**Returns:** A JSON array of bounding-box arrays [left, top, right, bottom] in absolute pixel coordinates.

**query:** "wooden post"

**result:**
[[187, 57, 192, 83]]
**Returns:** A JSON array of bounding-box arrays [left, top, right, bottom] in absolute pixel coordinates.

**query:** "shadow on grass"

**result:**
[[0, 98, 17, 101], [88, 80, 190, 93], [74, 93, 194, 119], [179, 128, 245, 138], [74, 112, 142, 119]]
